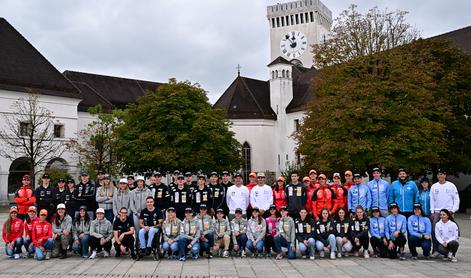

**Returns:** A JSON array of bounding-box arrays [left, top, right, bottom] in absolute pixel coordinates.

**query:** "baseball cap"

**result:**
[[96, 208, 105, 214], [103, 174, 111, 180], [210, 172, 218, 177], [413, 203, 422, 210], [185, 172, 192, 177], [199, 204, 207, 210], [389, 202, 398, 209], [80, 171, 89, 176], [136, 176, 145, 182], [280, 206, 288, 211], [353, 173, 362, 178], [97, 170, 105, 175], [58, 178, 65, 183], [154, 172, 162, 177], [234, 172, 243, 178], [309, 169, 317, 175], [79, 205, 87, 211], [437, 168, 446, 174], [222, 171, 230, 176], [216, 208, 224, 214], [127, 175, 134, 179], [177, 174, 185, 180], [42, 174, 50, 179], [185, 207, 193, 213], [372, 167, 381, 173], [249, 172, 256, 178], [398, 168, 406, 173], [39, 209, 48, 216], [257, 172, 265, 178], [173, 170, 180, 175], [277, 176, 286, 182], [197, 174, 206, 180], [333, 173, 341, 178], [57, 203, 66, 210], [28, 206, 37, 212], [235, 208, 243, 214], [67, 178, 75, 184], [318, 174, 327, 179], [9, 206, 18, 213], [119, 178, 128, 184], [167, 207, 176, 212], [269, 204, 277, 210], [344, 170, 353, 176], [371, 207, 380, 212]]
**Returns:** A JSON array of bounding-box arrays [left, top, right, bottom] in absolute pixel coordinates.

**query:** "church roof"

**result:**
[[0, 18, 81, 99], [63, 70, 162, 111], [287, 66, 319, 113], [267, 56, 291, 67], [213, 76, 276, 120], [431, 26, 471, 56]]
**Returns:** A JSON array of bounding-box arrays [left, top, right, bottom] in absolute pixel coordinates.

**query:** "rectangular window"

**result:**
[[19, 122, 32, 137], [310, 11, 314, 22], [53, 124, 64, 138], [278, 154, 280, 166], [291, 15, 294, 25], [294, 119, 300, 132], [272, 18, 276, 28], [300, 13, 304, 24], [305, 12, 309, 22], [295, 14, 299, 24], [286, 15, 290, 26], [276, 17, 280, 28], [281, 17, 285, 27]]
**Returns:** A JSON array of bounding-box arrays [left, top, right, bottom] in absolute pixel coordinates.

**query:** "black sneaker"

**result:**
[[207, 252, 213, 259]]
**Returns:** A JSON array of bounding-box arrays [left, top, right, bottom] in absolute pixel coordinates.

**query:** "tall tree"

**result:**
[[297, 39, 471, 178], [116, 79, 241, 174], [66, 105, 124, 178], [312, 5, 419, 68], [0, 92, 66, 181]]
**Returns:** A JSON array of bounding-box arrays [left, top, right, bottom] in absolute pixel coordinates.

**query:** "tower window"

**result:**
[[53, 124, 64, 138], [294, 119, 300, 132], [242, 142, 252, 184], [281, 17, 285, 27], [276, 17, 280, 28], [295, 14, 299, 24], [305, 12, 309, 22], [291, 15, 294, 25], [19, 122, 32, 137], [282, 69, 286, 78], [272, 18, 276, 28], [310, 11, 314, 22], [286, 16, 290, 26], [278, 154, 280, 166], [300, 13, 304, 24]]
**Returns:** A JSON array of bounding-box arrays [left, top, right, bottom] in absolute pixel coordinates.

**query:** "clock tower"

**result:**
[[267, 0, 332, 68]]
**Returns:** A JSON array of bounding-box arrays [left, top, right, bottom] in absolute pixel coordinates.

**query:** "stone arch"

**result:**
[[8, 157, 31, 194]]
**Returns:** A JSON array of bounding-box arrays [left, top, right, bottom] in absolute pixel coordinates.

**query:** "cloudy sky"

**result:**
[[2, 0, 470, 103]]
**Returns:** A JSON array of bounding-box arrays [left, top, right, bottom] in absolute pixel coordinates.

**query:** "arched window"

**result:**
[[286, 70, 290, 78], [282, 70, 286, 78], [8, 157, 31, 194], [275, 70, 278, 78], [242, 142, 251, 184], [272, 71, 275, 79]]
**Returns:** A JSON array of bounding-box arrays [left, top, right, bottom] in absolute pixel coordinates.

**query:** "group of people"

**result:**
[[2, 167, 461, 263]]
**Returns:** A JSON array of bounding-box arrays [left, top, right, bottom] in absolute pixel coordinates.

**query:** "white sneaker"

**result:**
[[241, 250, 246, 258], [330, 252, 336, 260], [337, 252, 342, 258], [319, 251, 325, 258], [451, 255, 458, 263], [309, 256, 315, 260], [430, 251, 440, 258], [45, 251, 51, 260], [89, 251, 97, 259], [103, 251, 110, 257], [364, 250, 370, 259], [223, 250, 229, 258], [13, 254, 20, 259], [302, 255, 306, 259]]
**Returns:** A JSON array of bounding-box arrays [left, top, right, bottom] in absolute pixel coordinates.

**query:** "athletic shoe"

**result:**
[[330, 252, 336, 260], [364, 250, 369, 259], [275, 253, 283, 260], [192, 255, 199, 260], [179, 256, 186, 262], [241, 250, 246, 258], [89, 251, 97, 259], [265, 252, 272, 257], [302, 255, 306, 259], [207, 252, 213, 259], [430, 251, 440, 258], [103, 251, 110, 257], [337, 252, 342, 258], [45, 251, 51, 260], [13, 254, 20, 259], [400, 253, 406, 260], [319, 251, 325, 258], [343, 252, 349, 257], [411, 256, 418, 260], [450, 255, 458, 263], [223, 250, 229, 258], [353, 251, 359, 257], [309, 256, 315, 260]]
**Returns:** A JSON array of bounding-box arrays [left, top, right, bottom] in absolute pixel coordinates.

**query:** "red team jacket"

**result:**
[[311, 186, 336, 219], [32, 221, 52, 246], [2, 218, 24, 243], [272, 187, 287, 211], [330, 184, 348, 214], [14, 186, 36, 214], [24, 217, 39, 239]]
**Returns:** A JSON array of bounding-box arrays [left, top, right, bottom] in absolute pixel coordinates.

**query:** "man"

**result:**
[[407, 203, 432, 259], [192, 174, 212, 212], [226, 172, 250, 220], [311, 174, 335, 220], [35, 174, 55, 220], [74, 171, 97, 219], [367, 167, 389, 217], [220, 171, 233, 215], [96, 170, 105, 187], [348, 174, 372, 214], [169, 174, 193, 220], [184, 172, 197, 193], [178, 207, 200, 261], [169, 170, 180, 191], [250, 172, 273, 218], [388, 169, 419, 218], [113, 207, 136, 259], [138, 197, 163, 256], [130, 176, 153, 237], [150, 172, 170, 214], [127, 175, 136, 191], [64, 179, 76, 217], [209, 172, 225, 216], [385, 202, 407, 260], [54, 178, 68, 208], [15, 174, 36, 220], [195, 204, 214, 258], [343, 170, 354, 206], [430, 169, 459, 257], [285, 171, 307, 219]]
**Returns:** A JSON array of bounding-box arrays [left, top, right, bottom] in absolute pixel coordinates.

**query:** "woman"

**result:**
[[65, 179, 76, 217], [231, 208, 248, 257], [315, 208, 336, 259], [303, 177, 315, 214], [369, 207, 388, 258], [112, 178, 131, 217], [72, 206, 91, 258], [295, 208, 316, 259], [264, 205, 278, 257], [89, 208, 113, 259], [51, 203, 73, 259], [2, 206, 24, 259], [418, 177, 431, 217], [162, 207, 182, 259], [272, 177, 287, 211], [32, 209, 53, 260], [350, 205, 370, 258], [23, 206, 39, 257], [274, 206, 296, 260], [334, 207, 352, 258], [435, 208, 459, 262], [96, 175, 114, 222], [213, 208, 231, 257], [178, 207, 200, 261], [246, 207, 266, 257]]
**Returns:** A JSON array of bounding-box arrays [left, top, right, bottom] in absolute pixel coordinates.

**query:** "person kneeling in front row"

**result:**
[[435, 209, 459, 263], [113, 207, 136, 259], [178, 208, 200, 261], [407, 203, 432, 260], [89, 208, 113, 259], [274, 206, 296, 260]]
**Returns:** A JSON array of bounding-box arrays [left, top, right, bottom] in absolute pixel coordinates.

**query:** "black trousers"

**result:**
[[388, 233, 407, 259], [114, 234, 135, 255], [437, 240, 459, 256], [351, 233, 369, 251], [370, 237, 388, 257], [265, 235, 275, 253], [89, 236, 112, 252]]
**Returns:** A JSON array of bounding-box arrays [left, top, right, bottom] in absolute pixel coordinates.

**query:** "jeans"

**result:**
[[315, 234, 337, 253], [23, 238, 35, 254], [298, 238, 315, 257], [178, 238, 200, 258], [5, 238, 23, 256], [234, 234, 248, 251], [200, 233, 214, 253], [162, 241, 179, 254], [274, 236, 295, 259], [139, 227, 159, 249], [104, 209, 114, 223], [72, 235, 90, 257], [246, 239, 264, 254], [408, 235, 431, 257], [35, 238, 54, 261], [437, 240, 459, 256]]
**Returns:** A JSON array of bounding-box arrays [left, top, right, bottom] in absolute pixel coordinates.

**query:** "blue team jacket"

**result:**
[[407, 215, 432, 238], [367, 178, 389, 210], [369, 216, 386, 238], [388, 180, 419, 213], [385, 214, 407, 240], [418, 190, 431, 216], [348, 183, 372, 212]]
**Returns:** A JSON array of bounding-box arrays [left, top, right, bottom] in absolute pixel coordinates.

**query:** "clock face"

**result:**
[[280, 31, 307, 59]]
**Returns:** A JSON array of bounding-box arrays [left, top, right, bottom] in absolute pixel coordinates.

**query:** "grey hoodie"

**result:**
[[195, 214, 213, 236], [90, 218, 113, 242], [162, 218, 182, 241], [130, 187, 152, 215], [113, 189, 131, 216], [276, 216, 296, 245], [247, 217, 266, 242], [180, 218, 201, 245], [96, 185, 114, 210], [73, 218, 91, 240], [52, 214, 73, 236], [213, 218, 231, 238], [230, 217, 247, 243]]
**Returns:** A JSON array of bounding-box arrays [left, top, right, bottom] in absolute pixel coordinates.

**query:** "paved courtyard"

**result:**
[[0, 213, 470, 278]]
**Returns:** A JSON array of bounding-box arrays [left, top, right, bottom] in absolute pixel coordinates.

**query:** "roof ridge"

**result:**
[[63, 70, 162, 85], [238, 77, 267, 116], [71, 81, 115, 108]]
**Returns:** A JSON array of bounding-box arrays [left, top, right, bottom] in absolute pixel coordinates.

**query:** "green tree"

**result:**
[[297, 39, 471, 178], [312, 5, 419, 68], [116, 79, 241, 174], [66, 105, 124, 179]]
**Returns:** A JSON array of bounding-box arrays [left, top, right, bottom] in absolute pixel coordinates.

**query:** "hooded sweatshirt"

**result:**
[[90, 218, 113, 242]]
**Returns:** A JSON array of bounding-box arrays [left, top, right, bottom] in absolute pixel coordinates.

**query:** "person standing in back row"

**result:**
[[250, 173, 273, 218], [285, 171, 307, 220], [35, 174, 55, 221], [388, 169, 418, 219], [367, 167, 389, 217]]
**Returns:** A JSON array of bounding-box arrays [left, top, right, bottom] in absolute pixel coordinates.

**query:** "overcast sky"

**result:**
[[2, 0, 470, 103]]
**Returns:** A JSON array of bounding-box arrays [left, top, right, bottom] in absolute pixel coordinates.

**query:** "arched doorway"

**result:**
[[242, 142, 251, 184], [46, 158, 69, 171], [8, 157, 31, 194]]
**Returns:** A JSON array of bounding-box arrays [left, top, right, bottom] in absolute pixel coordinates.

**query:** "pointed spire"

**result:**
[[236, 64, 242, 77]]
